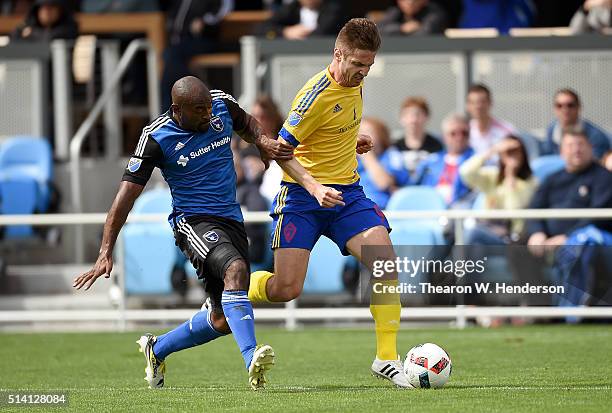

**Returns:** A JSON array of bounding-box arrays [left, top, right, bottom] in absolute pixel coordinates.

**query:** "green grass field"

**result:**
[[1, 325, 611, 412]]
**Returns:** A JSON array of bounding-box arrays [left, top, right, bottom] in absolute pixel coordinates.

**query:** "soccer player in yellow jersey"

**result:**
[[248, 18, 412, 388]]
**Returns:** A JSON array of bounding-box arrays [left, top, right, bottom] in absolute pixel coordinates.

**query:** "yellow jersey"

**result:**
[[279, 67, 363, 185]]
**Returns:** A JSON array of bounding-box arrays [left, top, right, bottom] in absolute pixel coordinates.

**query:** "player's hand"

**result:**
[[356, 134, 374, 154], [313, 185, 345, 208], [73, 251, 113, 290], [256, 135, 294, 164]]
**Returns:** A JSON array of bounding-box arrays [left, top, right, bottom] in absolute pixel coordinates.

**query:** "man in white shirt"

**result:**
[[466, 83, 517, 155]]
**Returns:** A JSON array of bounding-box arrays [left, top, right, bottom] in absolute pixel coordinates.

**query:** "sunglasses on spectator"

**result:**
[[554, 102, 577, 109], [449, 129, 469, 137]]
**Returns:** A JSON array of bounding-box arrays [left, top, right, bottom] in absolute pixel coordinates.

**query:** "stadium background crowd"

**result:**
[[1, 0, 611, 321]]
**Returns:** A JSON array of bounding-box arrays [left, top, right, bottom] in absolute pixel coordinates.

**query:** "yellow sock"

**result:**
[[248, 271, 274, 303], [370, 279, 401, 360]]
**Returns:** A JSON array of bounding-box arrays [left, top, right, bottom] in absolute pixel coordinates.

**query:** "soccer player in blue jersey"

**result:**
[[73, 76, 294, 390], [247, 18, 412, 388]]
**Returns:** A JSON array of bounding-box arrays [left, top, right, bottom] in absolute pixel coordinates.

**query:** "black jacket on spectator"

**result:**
[[378, 2, 448, 35], [165, 0, 227, 45], [528, 162, 612, 236], [257, 0, 347, 39], [11, 0, 78, 42]]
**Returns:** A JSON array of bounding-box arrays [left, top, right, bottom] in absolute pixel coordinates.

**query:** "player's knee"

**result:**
[[223, 259, 249, 290], [210, 311, 231, 334], [272, 281, 303, 302]]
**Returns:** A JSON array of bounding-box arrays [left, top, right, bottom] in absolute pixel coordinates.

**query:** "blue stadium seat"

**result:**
[[386, 186, 447, 246], [122, 187, 176, 295], [531, 155, 565, 182], [0, 177, 37, 238], [386, 186, 447, 212], [517, 132, 541, 161], [303, 235, 347, 294], [0, 136, 53, 213]]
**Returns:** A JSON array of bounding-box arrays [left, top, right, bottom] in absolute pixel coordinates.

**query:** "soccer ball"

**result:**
[[403, 343, 452, 388]]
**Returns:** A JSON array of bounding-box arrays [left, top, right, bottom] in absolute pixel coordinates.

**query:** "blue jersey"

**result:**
[[122, 90, 249, 225]]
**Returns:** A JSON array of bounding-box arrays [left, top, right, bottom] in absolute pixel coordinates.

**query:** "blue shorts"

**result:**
[[270, 181, 391, 255]]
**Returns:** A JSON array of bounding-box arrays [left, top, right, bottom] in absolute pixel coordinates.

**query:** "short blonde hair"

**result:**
[[335, 18, 381, 53]]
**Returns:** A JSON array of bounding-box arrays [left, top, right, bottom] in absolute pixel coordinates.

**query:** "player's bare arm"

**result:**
[[73, 181, 144, 290], [275, 137, 345, 208], [237, 114, 294, 166]]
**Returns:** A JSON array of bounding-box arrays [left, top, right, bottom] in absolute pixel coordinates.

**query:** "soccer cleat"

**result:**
[[371, 357, 413, 389], [137, 333, 166, 389], [248, 344, 275, 390]]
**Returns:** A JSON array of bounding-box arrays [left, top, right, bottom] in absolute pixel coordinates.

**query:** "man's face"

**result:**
[[38, 4, 62, 27], [466, 91, 491, 120], [554, 93, 580, 126], [174, 96, 213, 132], [397, 0, 428, 17], [336, 48, 376, 87], [400, 105, 428, 132], [443, 120, 469, 154], [561, 134, 593, 172]]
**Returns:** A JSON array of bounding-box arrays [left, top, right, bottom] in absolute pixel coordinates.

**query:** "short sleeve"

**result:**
[[279, 89, 324, 147], [121, 135, 163, 186]]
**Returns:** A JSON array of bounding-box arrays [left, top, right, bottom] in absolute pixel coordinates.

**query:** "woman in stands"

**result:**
[[459, 135, 537, 245]]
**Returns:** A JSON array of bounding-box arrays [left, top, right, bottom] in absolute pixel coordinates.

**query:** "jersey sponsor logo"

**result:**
[[210, 116, 224, 132], [127, 157, 142, 173], [190, 136, 231, 159], [287, 111, 303, 127], [177, 155, 189, 167], [203, 230, 219, 243], [333, 103, 342, 113], [174, 142, 185, 151]]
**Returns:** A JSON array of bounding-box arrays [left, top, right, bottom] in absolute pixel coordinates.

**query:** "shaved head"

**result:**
[[170, 76, 213, 132], [171, 76, 210, 106]]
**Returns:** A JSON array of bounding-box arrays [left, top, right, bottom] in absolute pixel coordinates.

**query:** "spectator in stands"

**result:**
[[527, 129, 612, 310], [392, 96, 442, 177], [533, 0, 584, 27], [236, 146, 270, 265], [357, 117, 410, 209], [542, 88, 611, 159], [466, 83, 517, 156], [528, 129, 612, 250], [459, 0, 535, 34], [415, 113, 474, 206], [460, 136, 536, 244], [257, 0, 347, 40], [248, 96, 286, 204], [570, 0, 611, 34], [160, 0, 234, 109], [378, 0, 448, 35], [80, 0, 159, 12], [602, 150, 612, 171], [11, 0, 78, 42]]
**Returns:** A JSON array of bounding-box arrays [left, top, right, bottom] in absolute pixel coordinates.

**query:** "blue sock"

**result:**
[[153, 309, 226, 360], [221, 290, 257, 369]]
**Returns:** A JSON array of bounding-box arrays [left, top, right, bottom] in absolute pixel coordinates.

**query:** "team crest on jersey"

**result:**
[[127, 157, 142, 173], [210, 116, 224, 132], [203, 230, 219, 243], [287, 111, 303, 127]]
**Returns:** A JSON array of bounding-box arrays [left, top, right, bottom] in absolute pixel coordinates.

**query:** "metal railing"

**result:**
[[68, 39, 160, 263], [1, 209, 611, 330]]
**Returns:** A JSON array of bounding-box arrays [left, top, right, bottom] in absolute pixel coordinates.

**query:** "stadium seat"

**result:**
[[531, 155, 565, 182], [122, 187, 176, 295], [0, 136, 53, 213], [303, 235, 347, 294], [386, 186, 447, 246], [517, 132, 541, 161], [0, 177, 38, 238]]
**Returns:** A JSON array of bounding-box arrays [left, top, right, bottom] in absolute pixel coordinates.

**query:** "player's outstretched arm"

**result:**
[[239, 114, 294, 166], [73, 181, 145, 290], [275, 137, 345, 208]]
